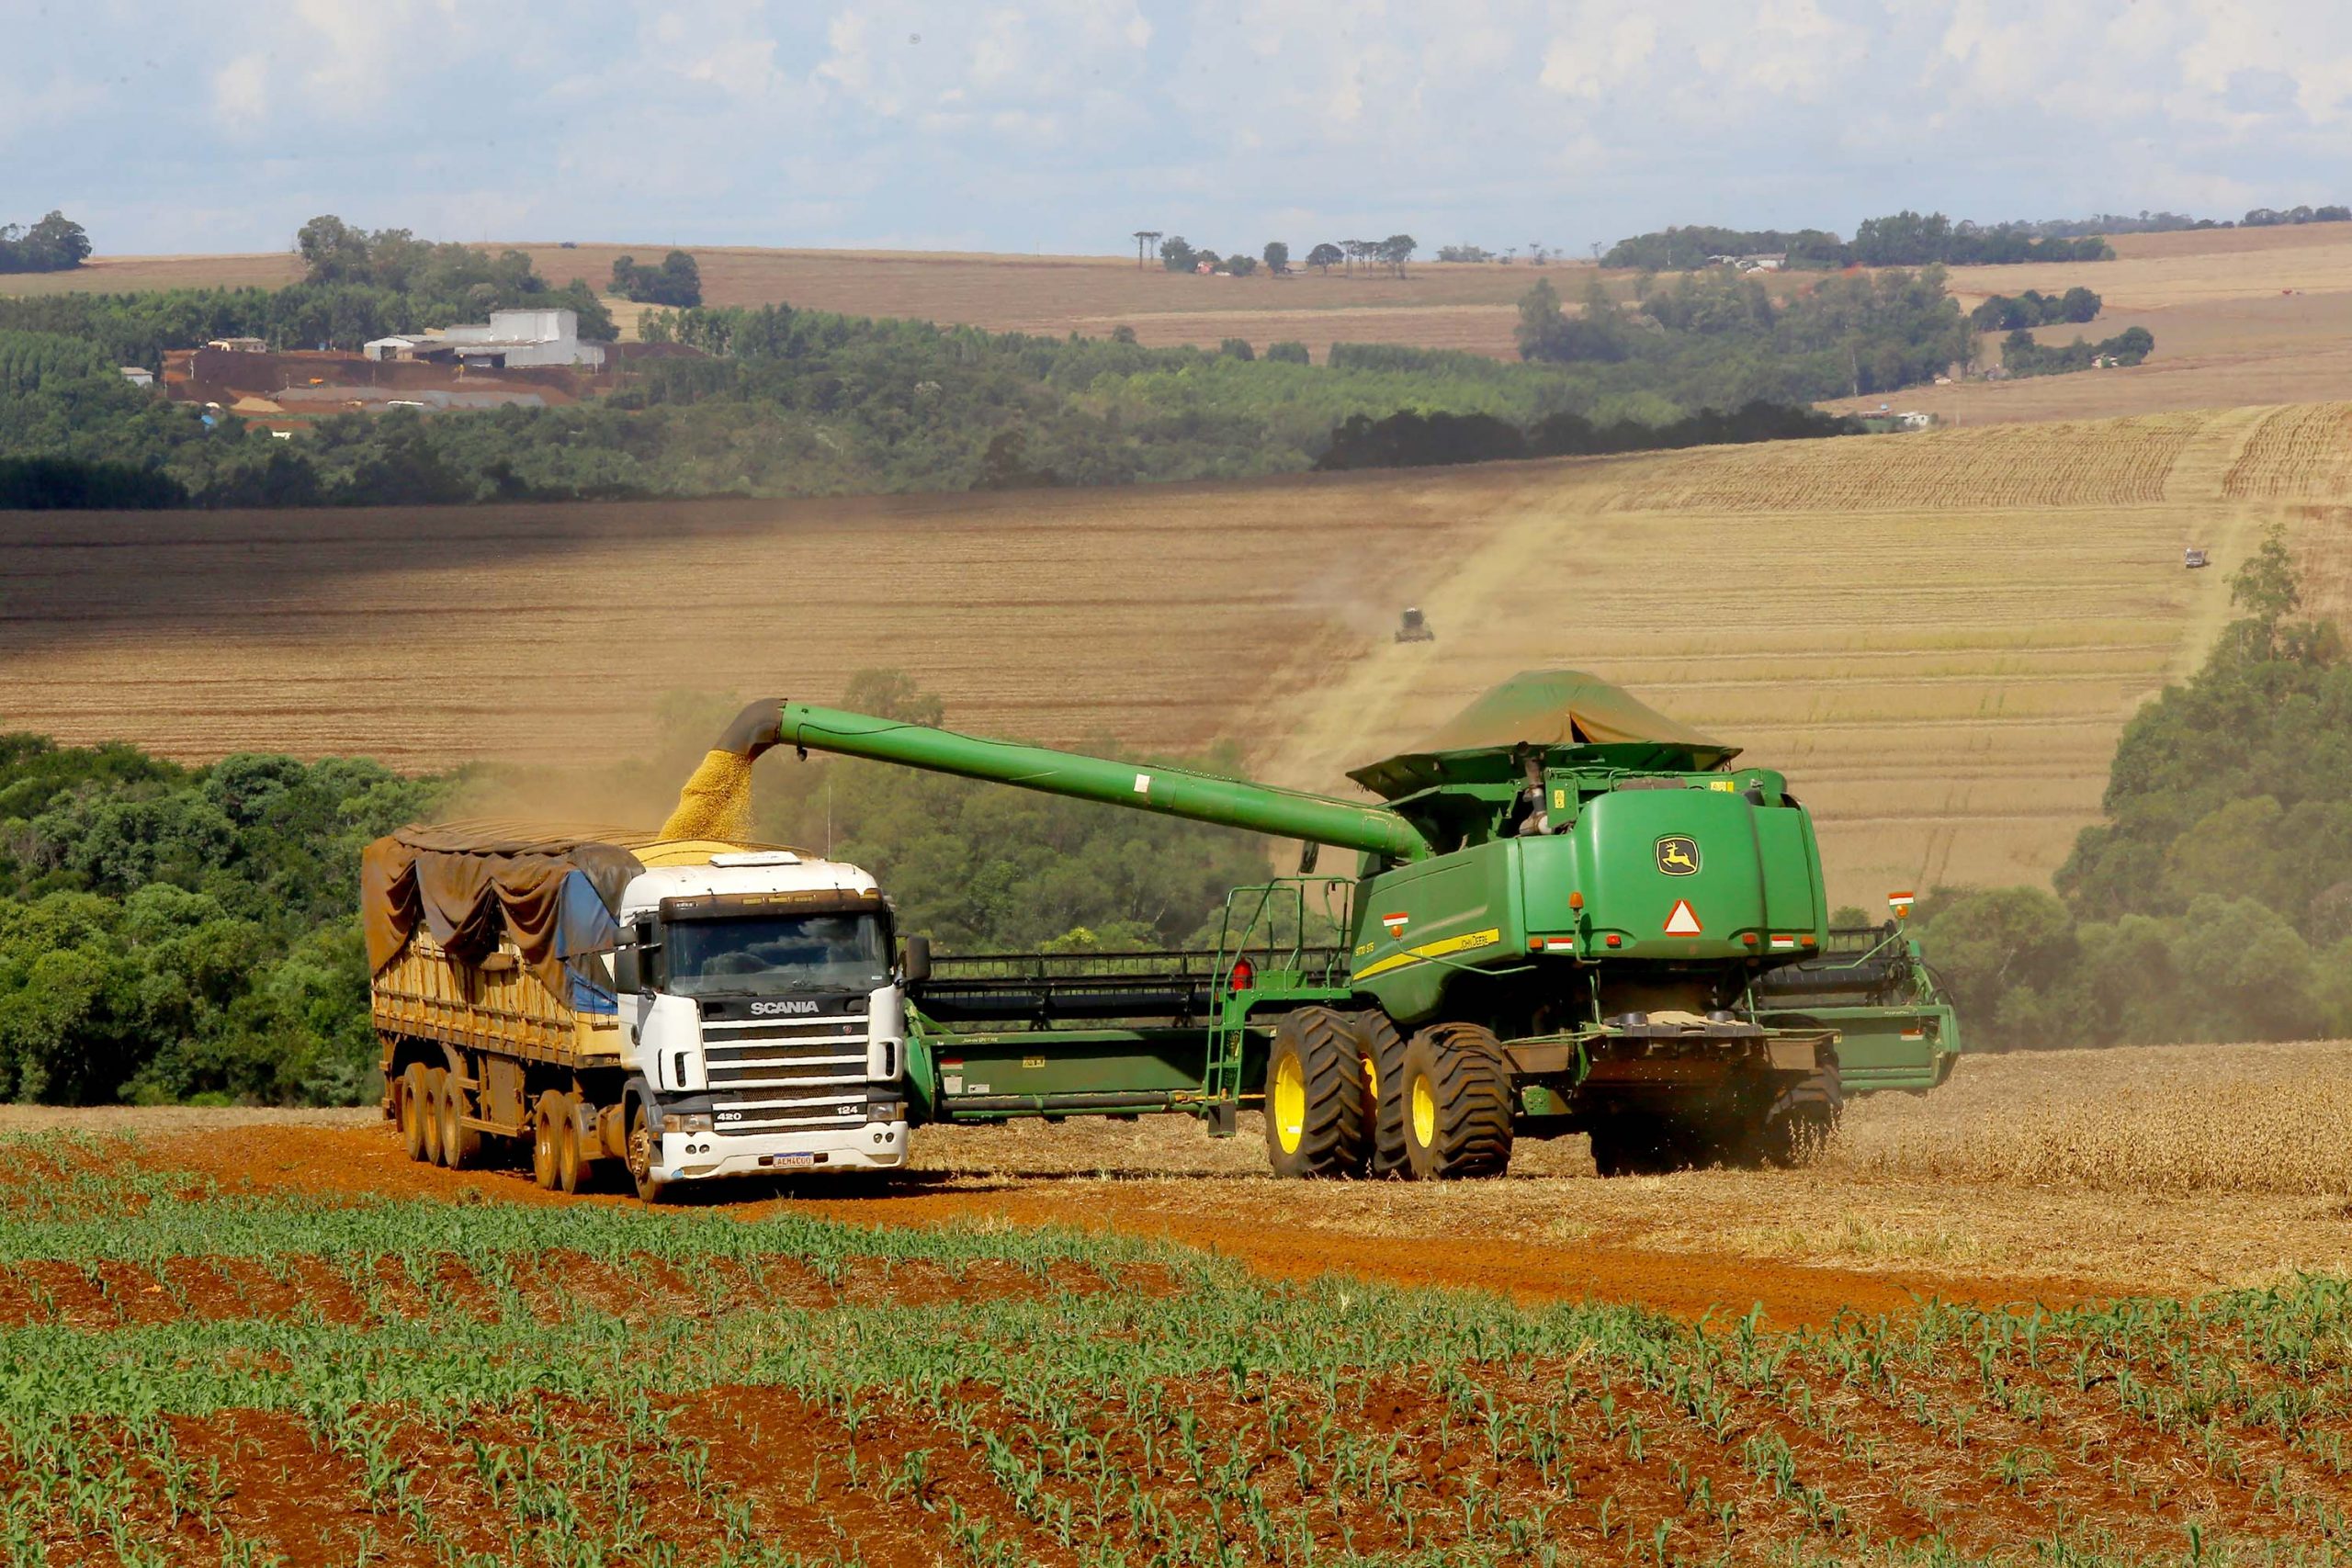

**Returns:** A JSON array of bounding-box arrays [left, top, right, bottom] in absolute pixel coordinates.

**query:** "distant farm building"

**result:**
[[206, 336, 266, 354], [1709, 254, 1786, 272], [119, 367, 153, 389], [364, 309, 605, 369]]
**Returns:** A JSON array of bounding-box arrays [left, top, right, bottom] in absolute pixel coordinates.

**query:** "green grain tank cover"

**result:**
[[1348, 670, 1740, 800]]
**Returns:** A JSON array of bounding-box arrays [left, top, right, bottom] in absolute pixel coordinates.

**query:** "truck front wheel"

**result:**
[[1261, 1007, 1371, 1179], [1397, 1023, 1514, 1180], [627, 1101, 671, 1203]]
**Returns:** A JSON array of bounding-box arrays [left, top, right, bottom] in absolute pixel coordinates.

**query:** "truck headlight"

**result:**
[[671, 1112, 714, 1134], [865, 1101, 904, 1123]]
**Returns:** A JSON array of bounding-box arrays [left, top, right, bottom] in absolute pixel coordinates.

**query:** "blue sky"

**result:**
[[6, 0, 2344, 259]]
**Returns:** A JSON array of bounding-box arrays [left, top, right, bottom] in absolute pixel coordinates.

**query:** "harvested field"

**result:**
[[7, 402, 2342, 902], [9, 1042, 2352, 1564]]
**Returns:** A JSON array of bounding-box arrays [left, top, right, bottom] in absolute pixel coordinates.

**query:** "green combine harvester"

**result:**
[[756, 671, 1959, 1180]]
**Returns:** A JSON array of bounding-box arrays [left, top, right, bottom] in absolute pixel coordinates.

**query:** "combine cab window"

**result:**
[[666, 913, 890, 998]]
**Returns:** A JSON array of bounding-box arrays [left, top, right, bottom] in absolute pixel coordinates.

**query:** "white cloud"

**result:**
[[210, 55, 269, 133]]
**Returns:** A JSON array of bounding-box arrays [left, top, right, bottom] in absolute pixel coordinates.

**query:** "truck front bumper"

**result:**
[[653, 1120, 910, 1182]]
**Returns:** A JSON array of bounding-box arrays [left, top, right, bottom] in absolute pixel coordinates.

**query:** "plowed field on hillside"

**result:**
[[10, 403, 2351, 901]]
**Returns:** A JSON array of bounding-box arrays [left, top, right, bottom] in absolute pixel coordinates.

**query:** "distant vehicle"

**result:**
[[2184, 547, 2210, 570], [1396, 607, 1435, 643], [386, 399, 427, 412], [560, 241, 579, 249]]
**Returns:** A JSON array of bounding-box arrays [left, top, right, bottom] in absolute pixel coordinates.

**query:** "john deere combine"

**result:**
[[752, 671, 1959, 1180]]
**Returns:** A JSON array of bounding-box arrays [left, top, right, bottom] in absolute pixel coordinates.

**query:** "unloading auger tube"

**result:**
[[760, 700, 1432, 860]]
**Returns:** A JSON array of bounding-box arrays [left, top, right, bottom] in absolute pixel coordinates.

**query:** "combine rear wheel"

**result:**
[[1351, 1010, 1410, 1178], [1396, 1023, 1514, 1180], [1261, 1007, 1371, 1179], [398, 1064, 430, 1161], [1757, 1066, 1843, 1168]]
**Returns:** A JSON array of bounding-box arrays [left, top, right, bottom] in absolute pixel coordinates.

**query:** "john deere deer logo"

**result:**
[[1656, 836, 1700, 875]]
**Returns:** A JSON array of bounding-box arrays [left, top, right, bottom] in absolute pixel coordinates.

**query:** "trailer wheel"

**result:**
[[1261, 1007, 1371, 1179], [1397, 1023, 1514, 1180], [628, 1100, 671, 1203], [555, 1093, 583, 1195], [398, 1063, 430, 1161], [1351, 1010, 1411, 1179], [532, 1092, 564, 1190], [421, 1067, 447, 1166], [1758, 1066, 1843, 1168], [437, 1066, 480, 1171]]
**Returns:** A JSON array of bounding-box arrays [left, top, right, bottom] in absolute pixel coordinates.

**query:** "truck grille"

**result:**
[[699, 1013, 870, 1134]]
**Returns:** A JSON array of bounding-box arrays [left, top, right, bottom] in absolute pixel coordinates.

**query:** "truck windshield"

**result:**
[[665, 913, 890, 997]]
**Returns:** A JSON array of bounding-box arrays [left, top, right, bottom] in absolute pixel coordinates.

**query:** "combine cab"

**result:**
[[2185, 547, 2210, 570], [1395, 607, 1435, 642]]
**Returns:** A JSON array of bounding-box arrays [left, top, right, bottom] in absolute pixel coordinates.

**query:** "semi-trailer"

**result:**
[[368, 670, 1961, 1194]]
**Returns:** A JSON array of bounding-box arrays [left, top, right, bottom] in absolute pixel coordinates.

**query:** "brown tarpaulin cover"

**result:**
[[362, 820, 650, 995]]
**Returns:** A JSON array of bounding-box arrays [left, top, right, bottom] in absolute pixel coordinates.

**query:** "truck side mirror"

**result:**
[[611, 942, 641, 995], [902, 933, 932, 984]]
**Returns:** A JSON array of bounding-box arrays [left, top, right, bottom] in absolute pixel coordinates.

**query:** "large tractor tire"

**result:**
[[437, 1065, 481, 1171], [1757, 1064, 1843, 1168], [1261, 1007, 1372, 1179], [397, 1063, 431, 1162], [1396, 1023, 1515, 1180], [1351, 1010, 1411, 1178]]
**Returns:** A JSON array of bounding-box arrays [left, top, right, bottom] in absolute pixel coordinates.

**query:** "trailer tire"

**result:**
[[1261, 1007, 1371, 1179], [398, 1063, 430, 1162], [1397, 1023, 1514, 1180], [437, 1066, 480, 1171], [628, 1100, 671, 1204], [532, 1092, 564, 1190], [1351, 1010, 1411, 1179], [555, 1093, 583, 1195], [421, 1067, 447, 1166]]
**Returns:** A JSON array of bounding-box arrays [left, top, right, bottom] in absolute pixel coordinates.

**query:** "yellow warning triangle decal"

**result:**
[[1663, 899, 1703, 935]]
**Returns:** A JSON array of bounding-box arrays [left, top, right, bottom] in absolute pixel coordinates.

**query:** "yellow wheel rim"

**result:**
[[1273, 1052, 1306, 1154], [1411, 1072, 1437, 1149]]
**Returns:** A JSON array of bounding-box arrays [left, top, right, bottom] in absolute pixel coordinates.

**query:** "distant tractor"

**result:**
[[1396, 607, 1435, 643], [2184, 547, 2211, 570]]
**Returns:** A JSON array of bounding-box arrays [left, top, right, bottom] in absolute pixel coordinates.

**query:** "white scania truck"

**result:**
[[366, 824, 912, 1200]]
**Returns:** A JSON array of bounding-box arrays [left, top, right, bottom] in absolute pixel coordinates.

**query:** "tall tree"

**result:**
[[1261, 241, 1289, 276], [1306, 243, 1342, 275]]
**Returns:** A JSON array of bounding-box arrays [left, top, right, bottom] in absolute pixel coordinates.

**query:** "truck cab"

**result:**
[[613, 844, 910, 1190]]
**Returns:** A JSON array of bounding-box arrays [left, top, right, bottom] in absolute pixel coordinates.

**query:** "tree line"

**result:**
[[0, 212, 91, 274], [1516, 269, 1973, 399], [1148, 235, 1416, 277], [1970, 288, 2101, 330], [1914, 533, 2352, 1050], [611, 250, 702, 307], [1314, 399, 1860, 471], [5, 231, 2002, 512], [1998, 325, 2153, 377], [1603, 213, 2113, 270]]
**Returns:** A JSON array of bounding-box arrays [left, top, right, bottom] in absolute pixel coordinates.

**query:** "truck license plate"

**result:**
[[773, 1152, 815, 1170]]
